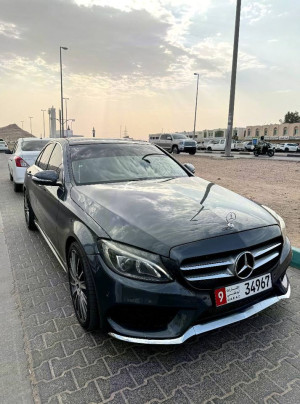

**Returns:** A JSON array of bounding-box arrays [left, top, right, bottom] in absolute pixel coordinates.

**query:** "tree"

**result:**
[[284, 111, 300, 123]]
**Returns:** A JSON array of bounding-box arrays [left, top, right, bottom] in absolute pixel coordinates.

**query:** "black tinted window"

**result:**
[[21, 140, 49, 151], [70, 143, 188, 185], [39, 144, 55, 170], [48, 144, 63, 173]]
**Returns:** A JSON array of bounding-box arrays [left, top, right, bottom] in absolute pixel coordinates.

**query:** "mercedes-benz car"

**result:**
[[23, 138, 291, 344]]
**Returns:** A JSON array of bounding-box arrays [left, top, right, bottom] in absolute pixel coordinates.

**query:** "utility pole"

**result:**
[[21, 120, 24, 129], [60, 46, 68, 137], [92, 127, 95, 137], [193, 73, 200, 139], [224, 0, 241, 157], [63, 97, 69, 136], [41, 109, 46, 138], [29, 117, 33, 134]]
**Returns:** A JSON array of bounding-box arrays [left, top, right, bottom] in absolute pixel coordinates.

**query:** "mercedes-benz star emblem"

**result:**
[[234, 252, 255, 279], [226, 212, 236, 228]]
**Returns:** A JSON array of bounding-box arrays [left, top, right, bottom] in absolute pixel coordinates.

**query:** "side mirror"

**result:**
[[184, 163, 195, 174], [32, 170, 59, 186], [5, 149, 12, 154]]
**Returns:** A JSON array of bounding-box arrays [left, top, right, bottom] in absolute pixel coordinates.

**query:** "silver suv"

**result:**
[[149, 134, 197, 154]]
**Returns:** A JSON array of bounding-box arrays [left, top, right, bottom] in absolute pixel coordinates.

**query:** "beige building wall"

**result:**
[[245, 123, 300, 141]]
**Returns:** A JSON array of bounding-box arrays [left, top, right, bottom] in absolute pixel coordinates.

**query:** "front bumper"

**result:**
[[89, 237, 292, 345], [179, 145, 197, 153]]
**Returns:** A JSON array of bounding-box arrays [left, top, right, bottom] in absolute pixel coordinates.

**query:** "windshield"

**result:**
[[21, 139, 49, 151], [172, 134, 187, 140], [70, 143, 188, 185]]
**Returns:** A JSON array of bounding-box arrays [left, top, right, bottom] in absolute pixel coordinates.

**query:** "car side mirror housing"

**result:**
[[184, 163, 195, 174], [5, 149, 12, 154], [32, 170, 59, 185]]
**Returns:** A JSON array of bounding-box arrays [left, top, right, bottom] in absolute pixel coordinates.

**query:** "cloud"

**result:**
[[241, 0, 271, 25]]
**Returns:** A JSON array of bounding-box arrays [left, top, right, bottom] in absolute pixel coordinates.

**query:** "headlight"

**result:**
[[179, 141, 184, 145], [262, 205, 287, 239], [98, 240, 172, 282]]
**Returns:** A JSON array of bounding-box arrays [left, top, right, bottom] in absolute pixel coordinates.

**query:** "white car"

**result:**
[[7, 138, 50, 192], [206, 139, 234, 151], [233, 141, 245, 151], [276, 143, 299, 152], [243, 141, 254, 151], [0, 140, 8, 152]]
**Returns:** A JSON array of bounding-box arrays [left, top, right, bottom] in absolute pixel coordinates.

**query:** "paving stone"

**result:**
[[183, 375, 224, 402], [51, 350, 87, 378], [34, 361, 53, 382], [59, 381, 101, 404], [212, 386, 255, 404], [31, 342, 66, 368], [264, 360, 300, 389], [96, 368, 136, 400], [44, 326, 76, 348], [123, 379, 165, 404], [73, 358, 110, 388], [259, 341, 295, 366], [105, 349, 141, 374], [211, 362, 251, 394], [208, 346, 243, 370], [37, 371, 77, 402], [63, 333, 96, 356], [183, 354, 219, 382], [155, 365, 194, 396], [156, 346, 193, 371], [240, 373, 283, 402], [83, 340, 117, 365], [129, 357, 165, 385], [237, 351, 273, 379], [26, 319, 57, 340], [157, 389, 190, 404]]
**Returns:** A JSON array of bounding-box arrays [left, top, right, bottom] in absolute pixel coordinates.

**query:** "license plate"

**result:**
[[215, 274, 272, 307]]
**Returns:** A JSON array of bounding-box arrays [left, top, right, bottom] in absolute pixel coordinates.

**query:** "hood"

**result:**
[[71, 177, 277, 256]]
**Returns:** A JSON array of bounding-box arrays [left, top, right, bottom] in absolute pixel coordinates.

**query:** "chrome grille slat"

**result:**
[[252, 242, 281, 258], [180, 240, 282, 286], [181, 260, 233, 271]]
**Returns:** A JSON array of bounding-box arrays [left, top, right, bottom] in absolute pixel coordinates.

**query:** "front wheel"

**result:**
[[172, 146, 179, 154], [189, 150, 196, 155], [268, 149, 274, 157], [68, 242, 99, 331], [24, 191, 36, 230], [284, 148, 289, 152]]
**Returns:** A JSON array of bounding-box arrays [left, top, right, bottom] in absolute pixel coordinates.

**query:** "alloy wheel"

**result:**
[[69, 249, 88, 323]]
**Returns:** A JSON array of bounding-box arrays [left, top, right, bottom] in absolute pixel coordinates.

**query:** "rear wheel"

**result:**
[[68, 242, 99, 331], [14, 182, 22, 192], [24, 191, 36, 230], [9, 171, 13, 181]]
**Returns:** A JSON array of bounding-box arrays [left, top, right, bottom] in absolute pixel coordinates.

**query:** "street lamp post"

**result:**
[[63, 97, 69, 136], [41, 109, 46, 138], [29, 117, 33, 134], [224, 0, 242, 157], [193, 73, 200, 139], [60, 46, 68, 138], [21, 120, 24, 129]]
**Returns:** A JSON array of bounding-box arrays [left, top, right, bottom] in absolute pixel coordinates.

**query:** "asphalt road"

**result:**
[[0, 154, 300, 404]]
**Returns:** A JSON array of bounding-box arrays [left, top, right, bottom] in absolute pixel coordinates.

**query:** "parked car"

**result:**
[[276, 143, 299, 152], [206, 139, 234, 151], [0, 140, 9, 153], [243, 141, 254, 151], [23, 138, 291, 344], [233, 141, 245, 151], [149, 133, 197, 154], [7, 137, 50, 192]]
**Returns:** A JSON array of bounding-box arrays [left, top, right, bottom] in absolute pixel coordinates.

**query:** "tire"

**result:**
[[207, 147, 212, 151], [172, 146, 179, 154], [24, 191, 36, 230], [14, 182, 22, 192], [68, 242, 99, 331], [9, 171, 13, 181], [284, 148, 289, 152], [189, 150, 196, 155], [268, 150, 274, 157]]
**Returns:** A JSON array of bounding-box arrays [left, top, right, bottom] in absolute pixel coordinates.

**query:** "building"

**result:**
[[244, 123, 300, 143]]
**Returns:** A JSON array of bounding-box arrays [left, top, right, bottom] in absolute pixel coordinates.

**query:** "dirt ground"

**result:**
[[176, 155, 300, 247]]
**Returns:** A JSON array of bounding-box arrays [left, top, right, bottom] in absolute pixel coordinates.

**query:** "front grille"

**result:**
[[184, 142, 196, 147], [180, 238, 282, 290]]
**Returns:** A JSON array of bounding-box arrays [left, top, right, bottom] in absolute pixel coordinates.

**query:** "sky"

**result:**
[[0, 0, 299, 139]]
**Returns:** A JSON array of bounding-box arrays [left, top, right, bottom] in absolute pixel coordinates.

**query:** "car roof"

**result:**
[[64, 137, 149, 146], [19, 137, 49, 141]]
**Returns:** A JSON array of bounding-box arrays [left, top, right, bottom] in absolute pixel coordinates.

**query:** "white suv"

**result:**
[[7, 138, 49, 192], [206, 139, 234, 151]]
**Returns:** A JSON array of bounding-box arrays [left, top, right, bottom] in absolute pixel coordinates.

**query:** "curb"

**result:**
[[291, 247, 300, 269]]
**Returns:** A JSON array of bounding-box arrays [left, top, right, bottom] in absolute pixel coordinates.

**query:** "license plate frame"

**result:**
[[214, 273, 272, 307]]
